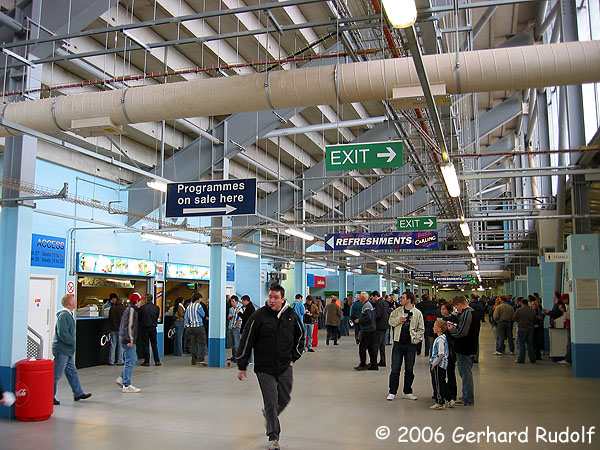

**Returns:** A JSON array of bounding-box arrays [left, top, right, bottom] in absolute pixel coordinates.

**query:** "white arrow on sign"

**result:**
[[182, 205, 237, 215], [376, 146, 396, 163], [424, 218, 434, 227], [326, 236, 335, 249]]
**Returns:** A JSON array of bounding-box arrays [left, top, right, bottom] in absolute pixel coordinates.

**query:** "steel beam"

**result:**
[[465, 95, 523, 147]]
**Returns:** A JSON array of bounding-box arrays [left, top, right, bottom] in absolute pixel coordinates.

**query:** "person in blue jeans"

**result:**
[[108, 293, 125, 365], [53, 294, 92, 405], [173, 297, 186, 356], [447, 296, 480, 407], [116, 292, 142, 393]]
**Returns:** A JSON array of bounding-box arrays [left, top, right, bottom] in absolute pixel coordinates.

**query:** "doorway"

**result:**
[[27, 275, 57, 359]]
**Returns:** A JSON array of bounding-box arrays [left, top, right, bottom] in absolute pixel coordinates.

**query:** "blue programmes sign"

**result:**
[[165, 178, 257, 218], [324, 231, 439, 251], [226, 262, 235, 282], [31, 234, 66, 268]]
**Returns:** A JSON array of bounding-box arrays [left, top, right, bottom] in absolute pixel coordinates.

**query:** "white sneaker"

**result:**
[[402, 393, 418, 401], [447, 400, 456, 408], [557, 360, 570, 365], [115, 377, 123, 386], [429, 403, 445, 410], [122, 385, 141, 393], [386, 393, 396, 401], [493, 351, 503, 356], [267, 440, 280, 450]]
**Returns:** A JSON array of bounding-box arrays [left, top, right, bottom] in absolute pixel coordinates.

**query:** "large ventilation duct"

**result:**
[[1, 41, 599, 137]]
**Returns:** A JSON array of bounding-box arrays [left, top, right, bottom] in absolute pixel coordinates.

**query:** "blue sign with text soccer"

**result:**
[[166, 179, 257, 218], [324, 231, 439, 251]]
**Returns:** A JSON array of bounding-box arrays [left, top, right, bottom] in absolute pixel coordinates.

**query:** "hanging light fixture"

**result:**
[[382, 0, 418, 29], [471, 257, 477, 264], [344, 249, 361, 257], [284, 228, 314, 241], [467, 245, 476, 255], [395, 266, 405, 271], [375, 259, 387, 266], [235, 250, 259, 259], [147, 180, 168, 193], [440, 162, 461, 198], [459, 216, 471, 237]]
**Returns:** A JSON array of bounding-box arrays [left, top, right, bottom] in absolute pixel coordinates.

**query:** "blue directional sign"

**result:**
[[166, 178, 257, 218], [324, 231, 439, 251]]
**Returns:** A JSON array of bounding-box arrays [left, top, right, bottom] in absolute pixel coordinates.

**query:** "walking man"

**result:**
[[387, 291, 424, 401], [513, 298, 537, 364], [53, 294, 92, 405], [185, 293, 207, 365], [139, 294, 161, 366], [108, 293, 125, 365], [117, 292, 143, 393], [237, 285, 305, 450], [447, 296, 480, 406], [493, 296, 515, 355]]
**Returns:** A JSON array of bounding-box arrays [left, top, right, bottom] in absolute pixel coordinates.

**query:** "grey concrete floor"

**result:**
[[1, 324, 599, 450]]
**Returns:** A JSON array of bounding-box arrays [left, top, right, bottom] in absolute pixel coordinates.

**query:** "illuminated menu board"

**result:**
[[77, 253, 156, 277], [166, 263, 210, 281]]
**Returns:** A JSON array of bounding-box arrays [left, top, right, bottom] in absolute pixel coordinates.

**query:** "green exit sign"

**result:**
[[396, 216, 437, 231], [325, 140, 404, 171]]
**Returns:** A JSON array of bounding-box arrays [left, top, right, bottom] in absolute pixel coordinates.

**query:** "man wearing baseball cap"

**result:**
[[116, 292, 143, 393]]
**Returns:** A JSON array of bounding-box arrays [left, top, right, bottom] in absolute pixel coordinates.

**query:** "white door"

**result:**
[[28, 276, 57, 359]]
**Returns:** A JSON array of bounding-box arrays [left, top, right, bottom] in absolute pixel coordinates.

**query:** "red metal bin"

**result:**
[[15, 359, 54, 422]]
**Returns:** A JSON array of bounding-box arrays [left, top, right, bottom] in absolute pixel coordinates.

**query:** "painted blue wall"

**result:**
[[527, 266, 541, 298], [567, 234, 600, 377]]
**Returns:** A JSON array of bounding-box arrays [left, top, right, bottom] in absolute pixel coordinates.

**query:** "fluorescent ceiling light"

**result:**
[[344, 249, 361, 257], [382, 0, 417, 29], [471, 257, 477, 264], [474, 265, 479, 271], [235, 250, 259, 259], [375, 259, 387, 266], [440, 162, 461, 198], [478, 286, 485, 292], [147, 180, 168, 193], [140, 232, 183, 245], [324, 267, 336, 272], [467, 245, 476, 255], [284, 228, 314, 241], [395, 266, 404, 271], [459, 219, 471, 237], [475, 270, 480, 275]]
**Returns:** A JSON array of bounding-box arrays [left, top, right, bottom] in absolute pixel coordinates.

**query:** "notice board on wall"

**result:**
[[575, 279, 600, 309]]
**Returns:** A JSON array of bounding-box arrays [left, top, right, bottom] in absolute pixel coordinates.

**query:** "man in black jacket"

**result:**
[[371, 291, 390, 367], [139, 294, 161, 366], [447, 296, 480, 406], [237, 285, 304, 450], [240, 294, 256, 333]]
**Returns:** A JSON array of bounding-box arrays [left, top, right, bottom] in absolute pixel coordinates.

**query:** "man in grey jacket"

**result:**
[[53, 294, 91, 405]]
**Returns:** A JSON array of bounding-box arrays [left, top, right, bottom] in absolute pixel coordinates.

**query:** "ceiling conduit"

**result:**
[[0, 40, 599, 137]]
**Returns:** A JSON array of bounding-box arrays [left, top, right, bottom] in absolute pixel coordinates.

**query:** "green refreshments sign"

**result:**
[[325, 140, 404, 171], [396, 216, 437, 231]]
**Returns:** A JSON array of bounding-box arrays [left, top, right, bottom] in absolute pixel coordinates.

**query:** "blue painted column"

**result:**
[[567, 234, 600, 377], [0, 135, 38, 419], [236, 231, 262, 306], [339, 268, 347, 299], [527, 266, 541, 297], [540, 256, 560, 350], [208, 244, 227, 368], [294, 260, 307, 298]]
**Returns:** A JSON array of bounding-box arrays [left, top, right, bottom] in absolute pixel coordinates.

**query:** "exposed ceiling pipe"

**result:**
[[262, 116, 387, 138], [0, 41, 598, 137]]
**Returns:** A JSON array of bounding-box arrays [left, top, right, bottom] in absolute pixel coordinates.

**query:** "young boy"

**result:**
[[430, 319, 450, 410]]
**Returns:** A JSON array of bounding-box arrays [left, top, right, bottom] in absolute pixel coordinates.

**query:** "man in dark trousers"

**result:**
[[237, 285, 305, 450], [139, 294, 161, 366], [354, 292, 379, 371], [240, 294, 256, 333], [371, 291, 390, 367], [416, 293, 438, 357]]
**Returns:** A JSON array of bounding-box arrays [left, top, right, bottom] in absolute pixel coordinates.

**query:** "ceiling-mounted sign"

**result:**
[[396, 216, 437, 231], [324, 231, 439, 251], [435, 275, 476, 285], [31, 234, 66, 269], [165, 178, 257, 218], [544, 252, 569, 263], [411, 271, 434, 281], [325, 140, 404, 171]]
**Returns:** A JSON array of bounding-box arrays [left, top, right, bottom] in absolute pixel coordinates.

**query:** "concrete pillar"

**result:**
[[567, 234, 600, 377], [294, 260, 307, 299], [208, 245, 227, 368], [235, 231, 262, 307], [540, 256, 560, 350], [339, 268, 348, 299]]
